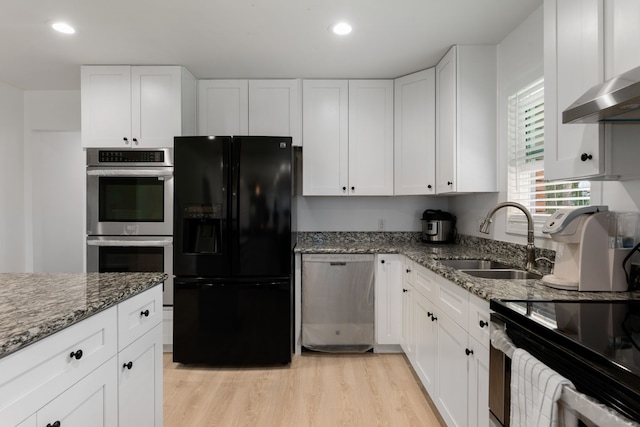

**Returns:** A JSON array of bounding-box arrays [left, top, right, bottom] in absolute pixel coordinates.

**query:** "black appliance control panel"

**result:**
[[98, 150, 165, 163]]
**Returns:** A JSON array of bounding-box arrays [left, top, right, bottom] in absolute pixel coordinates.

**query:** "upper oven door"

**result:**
[[87, 167, 173, 236]]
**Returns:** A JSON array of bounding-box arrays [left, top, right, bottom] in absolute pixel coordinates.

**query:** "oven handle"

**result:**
[[87, 169, 173, 177], [87, 239, 172, 247]]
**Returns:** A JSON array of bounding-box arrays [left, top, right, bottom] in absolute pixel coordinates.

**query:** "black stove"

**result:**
[[491, 299, 640, 423]]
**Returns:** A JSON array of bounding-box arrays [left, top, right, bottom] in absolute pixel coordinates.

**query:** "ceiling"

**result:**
[[1, 0, 542, 91]]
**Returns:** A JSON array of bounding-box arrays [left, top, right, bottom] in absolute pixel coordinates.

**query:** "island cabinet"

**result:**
[[394, 69, 436, 195], [408, 262, 490, 427], [81, 65, 196, 149], [0, 286, 163, 427], [544, 0, 640, 181], [197, 79, 301, 146], [302, 79, 394, 196], [435, 45, 497, 194]]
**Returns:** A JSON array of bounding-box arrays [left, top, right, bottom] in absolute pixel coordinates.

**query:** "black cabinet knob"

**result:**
[[431, 315, 437, 322], [406, 268, 411, 273], [580, 153, 593, 161], [427, 311, 432, 318], [380, 259, 385, 264], [132, 138, 138, 144], [402, 288, 408, 293], [123, 361, 133, 370], [69, 349, 83, 360], [447, 181, 453, 186], [47, 422, 61, 427], [123, 137, 129, 143], [140, 309, 150, 317], [479, 320, 488, 328], [427, 184, 432, 189], [465, 348, 474, 356], [351, 186, 355, 191], [342, 186, 347, 192]]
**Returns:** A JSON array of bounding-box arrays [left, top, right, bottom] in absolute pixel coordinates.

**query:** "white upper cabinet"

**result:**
[[394, 69, 436, 195], [249, 80, 301, 146], [302, 79, 393, 196], [198, 80, 249, 136], [197, 79, 301, 146], [81, 65, 196, 148], [435, 45, 497, 194], [544, 0, 640, 180]]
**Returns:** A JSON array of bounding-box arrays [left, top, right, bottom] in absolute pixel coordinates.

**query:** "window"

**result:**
[[507, 77, 590, 234]]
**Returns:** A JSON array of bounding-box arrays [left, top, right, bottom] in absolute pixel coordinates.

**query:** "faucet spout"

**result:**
[[479, 202, 537, 270]]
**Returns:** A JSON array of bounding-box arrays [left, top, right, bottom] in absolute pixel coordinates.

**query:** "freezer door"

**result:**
[[173, 136, 231, 277], [232, 136, 292, 277], [173, 279, 292, 365]]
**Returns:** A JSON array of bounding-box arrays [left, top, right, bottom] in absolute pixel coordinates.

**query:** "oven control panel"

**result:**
[[98, 150, 165, 163]]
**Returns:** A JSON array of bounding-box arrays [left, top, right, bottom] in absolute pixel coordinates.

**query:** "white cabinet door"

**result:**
[[131, 66, 185, 148], [348, 80, 394, 196], [435, 45, 497, 194], [436, 312, 469, 427], [118, 324, 163, 427], [435, 47, 457, 194], [544, 0, 604, 180], [375, 254, 404, 346], [81, 66, 132, 148], [37, 357, 117, 427], [468, 337, 490, 427], [605, 0, 640, 77], [302, 80, 349, 196], [198, 80, 249, 136], [249, 80, 301, 146], [394, 69, 436, 195], [413, 291, 438, 395]]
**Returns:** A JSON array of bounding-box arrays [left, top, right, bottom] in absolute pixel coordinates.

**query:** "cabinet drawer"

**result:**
[[0, 307, 117, 426], [468, 294, 490, 349], [118, 286, 162, 350], [435, 277, 469, 329], [413, 263, 438, 301]]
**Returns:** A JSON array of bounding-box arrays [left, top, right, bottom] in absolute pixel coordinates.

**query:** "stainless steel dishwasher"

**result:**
[[301, 254, 374, 352]]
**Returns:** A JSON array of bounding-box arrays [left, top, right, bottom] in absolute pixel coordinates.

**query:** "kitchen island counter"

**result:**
[[295, 232, 640, 302], [0, 272, 166, 359]]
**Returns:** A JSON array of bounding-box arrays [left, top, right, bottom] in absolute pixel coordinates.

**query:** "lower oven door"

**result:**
[[86, 236, 174, 305]]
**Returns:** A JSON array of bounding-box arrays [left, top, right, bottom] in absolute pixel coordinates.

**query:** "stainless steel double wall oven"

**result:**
[[86, 148, 174, 305]]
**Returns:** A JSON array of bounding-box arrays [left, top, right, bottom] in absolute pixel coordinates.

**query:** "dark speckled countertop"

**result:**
[[295, 232, 640, 302], [0, 272, 166, 359]]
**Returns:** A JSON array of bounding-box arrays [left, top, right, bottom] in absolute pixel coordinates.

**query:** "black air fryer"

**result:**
[[421, 210, 456, 243]]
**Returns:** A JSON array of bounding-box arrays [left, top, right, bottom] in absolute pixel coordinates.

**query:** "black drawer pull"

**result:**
[[479, 320, 488, 328], [123, 361, 133, 370], [47, 421, 61, 427], [69, 349, 83, 360], [140, 309, 150, 317]]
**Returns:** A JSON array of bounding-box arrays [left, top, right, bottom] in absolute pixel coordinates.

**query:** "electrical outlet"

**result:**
[[378, 219, 385, 231]]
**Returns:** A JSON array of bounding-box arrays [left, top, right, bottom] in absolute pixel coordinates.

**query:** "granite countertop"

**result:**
[[0, 272, 166, 359], [295, 232, 640, 302]]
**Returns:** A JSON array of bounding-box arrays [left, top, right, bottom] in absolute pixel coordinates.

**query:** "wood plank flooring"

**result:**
[[163, 351, 444, 427]]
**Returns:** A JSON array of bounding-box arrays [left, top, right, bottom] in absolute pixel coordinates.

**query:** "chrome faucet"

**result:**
[[479, 201, 537, 270]]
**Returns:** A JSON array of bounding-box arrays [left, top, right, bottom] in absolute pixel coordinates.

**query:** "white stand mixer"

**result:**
[[541, 206, 631, 292]]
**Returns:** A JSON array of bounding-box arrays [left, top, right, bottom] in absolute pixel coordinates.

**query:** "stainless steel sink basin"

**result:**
[[437, 259, 512, 270], [459, 269, 542, 280]]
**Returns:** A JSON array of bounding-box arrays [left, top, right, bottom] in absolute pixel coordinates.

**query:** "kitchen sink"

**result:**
[[437, 259, 512, 270], [459, 269, 542, 280]]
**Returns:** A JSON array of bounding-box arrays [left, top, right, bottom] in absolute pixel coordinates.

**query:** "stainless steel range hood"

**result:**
[[562, 65, 640, 123]]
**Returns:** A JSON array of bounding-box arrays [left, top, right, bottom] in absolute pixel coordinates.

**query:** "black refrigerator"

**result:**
[[173, 136, 293, 365]]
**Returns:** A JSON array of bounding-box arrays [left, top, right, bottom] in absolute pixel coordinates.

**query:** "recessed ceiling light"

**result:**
[[52, 22, 76, 34], [331, 22, 352, 35]]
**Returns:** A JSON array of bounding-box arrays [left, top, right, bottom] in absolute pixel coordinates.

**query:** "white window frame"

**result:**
[[506, 77, 590, 237]]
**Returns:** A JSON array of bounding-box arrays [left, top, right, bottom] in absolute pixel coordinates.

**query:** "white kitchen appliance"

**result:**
[[541, 206, 633, 291]]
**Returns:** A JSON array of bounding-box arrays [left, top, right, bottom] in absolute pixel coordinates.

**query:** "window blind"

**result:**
[[507, 77, 590, 231]]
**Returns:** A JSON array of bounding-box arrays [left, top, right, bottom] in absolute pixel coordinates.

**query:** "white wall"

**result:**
[[23, 91, 82, 272], [0, 81, 25, 271], [297, 195, 449, 231]]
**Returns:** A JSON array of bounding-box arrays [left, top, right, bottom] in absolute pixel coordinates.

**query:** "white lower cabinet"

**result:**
[[118, 324, 163, 427], [375, 254, 404, 346], [407, 260, 490, 427], [401, 258, 415, 360], [0, 286, 163, 427]]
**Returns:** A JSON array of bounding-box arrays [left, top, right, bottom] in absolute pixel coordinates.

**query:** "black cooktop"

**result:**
[[491, 299, 640, 422]]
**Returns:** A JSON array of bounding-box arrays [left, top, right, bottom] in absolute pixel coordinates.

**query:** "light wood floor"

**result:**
[[163, 351, 444, 427]]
